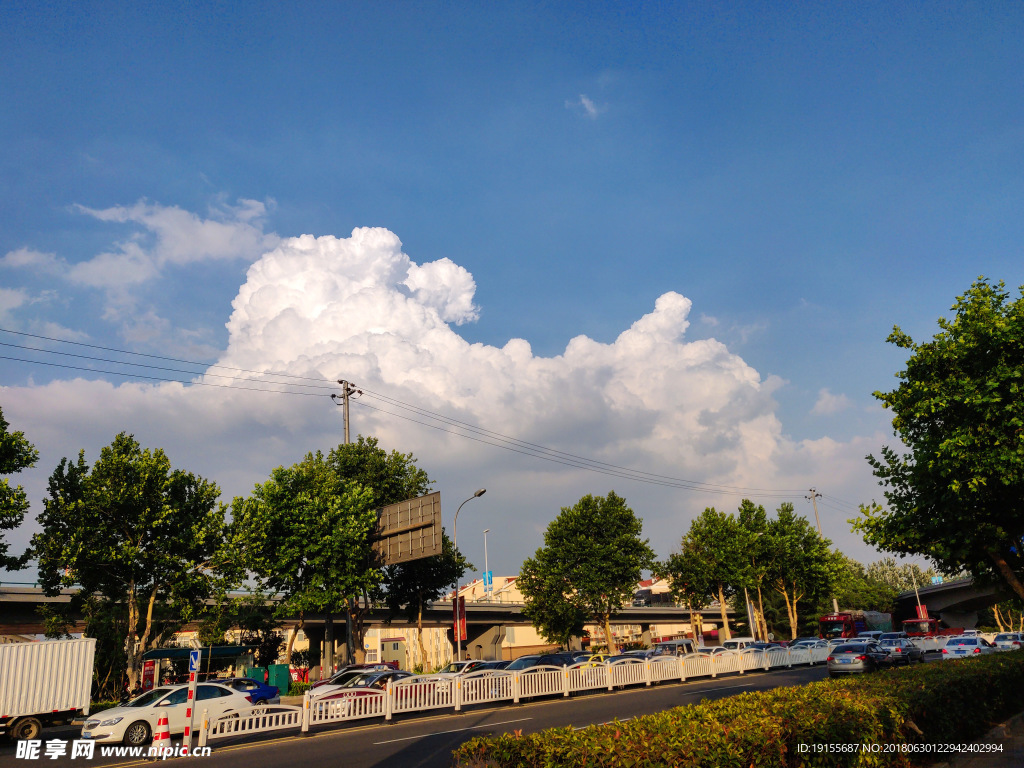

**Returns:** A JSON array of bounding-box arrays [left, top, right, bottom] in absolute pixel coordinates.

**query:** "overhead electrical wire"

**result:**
[[0, 325, 814, 500]]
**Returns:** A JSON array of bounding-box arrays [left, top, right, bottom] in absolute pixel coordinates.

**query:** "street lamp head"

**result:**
[[474, 488, 487, 498], [483, 528, 490, 534]]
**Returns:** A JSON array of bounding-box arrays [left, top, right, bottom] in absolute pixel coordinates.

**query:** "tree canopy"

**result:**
[[519, 491, 655, 653], [34, 433, 225, 687], [228, 450, 379, 664], [0, 406, 38, 570], [854, 278, 1024, 602]]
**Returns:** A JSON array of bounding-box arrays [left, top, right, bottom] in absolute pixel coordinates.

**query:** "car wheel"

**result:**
[[254, 699, 267, 705], [123, 720, 151, 747], [11, 717, 43, 741]]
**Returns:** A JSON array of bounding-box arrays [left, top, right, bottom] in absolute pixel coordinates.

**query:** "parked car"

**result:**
[[311, 663, 398, 689], [315, 669, 414, 700], [652, 639, 697, 657], [877, 638, 925, 665], [218, 677, 281, 704], [534, 652, 578, 667], [878, 632, 909, 642], [81, 683, 252, 746], [992, 632, 1024, 651], [722, 637, 756, 651], [941, 636, 995, 660], [504, 655, 541, 671], [696, 646, 730, 656], [856, 631, 885, 641], [469, 660, 511, 671], [826, 642, 888, 677]]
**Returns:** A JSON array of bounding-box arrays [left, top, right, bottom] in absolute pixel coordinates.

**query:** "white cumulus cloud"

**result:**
[[812, 388, 853, 415], [1, 222, 889, 574], [566, 94, 607, 119]]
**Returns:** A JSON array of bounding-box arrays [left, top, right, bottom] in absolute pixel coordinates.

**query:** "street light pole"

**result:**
[[453, 489, 486, 663], [483, 528, 490, 602]]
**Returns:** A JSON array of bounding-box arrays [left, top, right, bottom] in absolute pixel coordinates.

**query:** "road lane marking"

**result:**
[[371, 717, 534, 745]]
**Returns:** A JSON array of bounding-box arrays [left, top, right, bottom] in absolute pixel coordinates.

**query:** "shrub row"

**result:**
[[287, 682, 313, 696], [451, 653, 1024, 767]]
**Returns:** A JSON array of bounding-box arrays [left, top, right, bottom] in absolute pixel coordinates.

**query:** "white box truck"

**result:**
[[0, 638, 96, 740]]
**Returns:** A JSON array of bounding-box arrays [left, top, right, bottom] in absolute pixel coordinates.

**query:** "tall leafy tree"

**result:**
[[864, 557, 938, 595], [327, 436, 433, 662], [854, 278, 1024, 602], [656, 538, 716, 641], [33, 433, 225, 688], [0, 406, 38, 571], [228, 451, 378, 664], [764, 503, 843, 639], [380, 533, 470, 665], [736, 500, 771, 640], [678, 507, 749, 641], [519, 492, 655, 654]]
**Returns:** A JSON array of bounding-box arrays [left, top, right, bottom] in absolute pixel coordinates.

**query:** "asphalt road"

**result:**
[[0, 664, 834, 768]]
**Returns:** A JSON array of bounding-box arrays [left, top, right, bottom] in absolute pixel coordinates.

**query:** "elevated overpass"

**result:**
[[894, 576, 1012, 628]]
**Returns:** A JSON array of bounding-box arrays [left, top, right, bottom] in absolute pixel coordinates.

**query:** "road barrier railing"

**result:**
[[198, 704, 303, 747], [198, 644, 833, 745]]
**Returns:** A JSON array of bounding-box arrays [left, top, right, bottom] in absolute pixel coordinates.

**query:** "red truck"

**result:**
[[902, 617, 963, 637], [818, 611, 893, 639]]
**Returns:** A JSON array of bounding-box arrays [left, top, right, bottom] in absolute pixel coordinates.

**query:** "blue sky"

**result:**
[[2, 2, 1023, 578]]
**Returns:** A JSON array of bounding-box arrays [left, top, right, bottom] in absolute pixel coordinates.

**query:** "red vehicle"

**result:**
[[902, 617, 963, 638], [818, 611, 892, 640]]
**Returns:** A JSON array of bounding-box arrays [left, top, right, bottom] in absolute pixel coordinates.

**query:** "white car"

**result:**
[[940, 636, 996, 660], [81, 683, 253, 746], [992, 632, 1024, 651]]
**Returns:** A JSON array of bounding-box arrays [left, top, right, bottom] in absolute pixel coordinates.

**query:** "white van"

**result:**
[[653, 639, 697, 657], [722, 637, 756, 651]]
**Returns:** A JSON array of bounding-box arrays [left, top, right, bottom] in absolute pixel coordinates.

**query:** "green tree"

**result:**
[[0, 406, 38, 570], [519, 492, 655, 654], [33, 433, 225, 688], [326, 436, 433, 662], [380, 533, 471, 664], [764, 503, 843, 639], [854, 278, 1024, 602], [228, 451, 378, 666], [677, 507, 749, 641], [864, 557, 937, 595], [827, 557, 898, 614], [736, 500, 772, 641], [656, 537, 716, 641]]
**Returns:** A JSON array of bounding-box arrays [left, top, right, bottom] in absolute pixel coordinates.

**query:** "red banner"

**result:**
[[453, 596, 467, 641], [142, 660, 155, 691]]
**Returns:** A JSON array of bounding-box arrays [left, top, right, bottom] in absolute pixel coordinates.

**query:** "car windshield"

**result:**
[[127, 688, 172, 707], [995, 634, 1017, 641], [505, 657, 539, 671], [947, 638, 977, 646], [437, 662, 466, 674]]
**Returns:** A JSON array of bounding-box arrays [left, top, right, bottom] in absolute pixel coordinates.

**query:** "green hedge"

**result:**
[[452, 652, 1024, 767], [287, 682, 312, 696]]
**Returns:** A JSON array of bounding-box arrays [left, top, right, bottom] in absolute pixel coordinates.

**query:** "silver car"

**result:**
[[941, 636, 996, 660], [878, 638, 925, 665], [992, 632, 1024, 652], [827, 642, 888, 677]]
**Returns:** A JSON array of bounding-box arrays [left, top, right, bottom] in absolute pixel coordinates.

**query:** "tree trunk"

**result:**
[[603, 613, 618, 654], [717, 585, 731, 641], [989, 548, 1024, 603], [993, 604, 1006, 632], [416, 599, 427, 670], [756, 584, 769, 640], [125, 581, 139, 690], [284, 614, 304, 665]]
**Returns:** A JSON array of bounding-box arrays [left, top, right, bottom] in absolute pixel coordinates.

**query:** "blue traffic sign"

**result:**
[[483, 570, 493, 589], [189, 649, 201, 673]]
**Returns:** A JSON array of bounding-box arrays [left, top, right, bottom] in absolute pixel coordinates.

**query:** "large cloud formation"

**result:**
[[1, 224, 886, 573]]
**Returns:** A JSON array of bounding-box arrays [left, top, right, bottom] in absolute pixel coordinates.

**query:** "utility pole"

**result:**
[[806, 488, 823, 536], [331, 380, 363, 669], [806, 488, 838, 613]]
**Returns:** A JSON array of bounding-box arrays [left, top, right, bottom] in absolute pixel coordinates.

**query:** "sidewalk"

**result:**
[[929, 711, 1024, 768]]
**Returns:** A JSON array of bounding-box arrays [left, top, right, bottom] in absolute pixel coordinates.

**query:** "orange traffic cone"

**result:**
[[149, 710, 170, 760]]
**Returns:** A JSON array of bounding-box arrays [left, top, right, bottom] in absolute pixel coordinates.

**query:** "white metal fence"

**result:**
[[196, 645, 834, 746]]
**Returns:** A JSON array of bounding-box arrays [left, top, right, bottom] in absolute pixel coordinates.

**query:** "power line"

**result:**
[[0, 325, 814, 500]]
